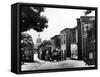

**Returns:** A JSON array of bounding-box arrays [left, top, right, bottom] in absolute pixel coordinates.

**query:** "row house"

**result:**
[[70, 27, 78, 59], [51, 35, 61, 52], [60, 28, 71, 60], [60, 27, 78, 60], [50, 16, 95, 65], [77, 16, 96, 65]]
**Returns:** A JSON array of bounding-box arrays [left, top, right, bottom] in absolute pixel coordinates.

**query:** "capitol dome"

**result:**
[[36, 34, 42, 44]]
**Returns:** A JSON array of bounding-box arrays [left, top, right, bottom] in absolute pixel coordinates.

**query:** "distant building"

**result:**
[[51, 35, 61, 52], [36, 34, 42, 49]]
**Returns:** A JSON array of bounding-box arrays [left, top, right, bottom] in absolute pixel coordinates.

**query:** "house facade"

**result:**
[[51, 35, 61, 52], [60, 28, 72, 60], [70, 27, 78, 59], [77, 16, 95, 65]]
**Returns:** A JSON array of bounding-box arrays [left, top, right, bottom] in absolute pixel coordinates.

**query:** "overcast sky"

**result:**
[[26, 7, 95, 44]]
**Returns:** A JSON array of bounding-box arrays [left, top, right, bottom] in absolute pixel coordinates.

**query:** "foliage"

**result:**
[[39, 40, 51, 49], [84, 10, 94, 15], [21, 6, 48, 32], [21, 33, 34, 50]]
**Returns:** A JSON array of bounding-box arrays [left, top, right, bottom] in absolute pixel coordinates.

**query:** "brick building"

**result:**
[[51, 35, 61, 52], [77, 16, 95, 65], [70, 27, 78, 59], [60, 28, 72, 60]]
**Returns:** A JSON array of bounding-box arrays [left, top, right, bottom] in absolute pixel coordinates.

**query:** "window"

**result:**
[[64, 34, 66, 44]]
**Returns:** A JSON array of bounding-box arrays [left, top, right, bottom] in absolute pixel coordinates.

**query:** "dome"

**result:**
[[36, 34, 42, 44]]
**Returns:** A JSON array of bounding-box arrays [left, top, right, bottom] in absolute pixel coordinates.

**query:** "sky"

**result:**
[[26, 7, 95, 44]]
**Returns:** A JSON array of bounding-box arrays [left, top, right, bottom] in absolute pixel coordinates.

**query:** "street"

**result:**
[[21, 58, 95, 71]]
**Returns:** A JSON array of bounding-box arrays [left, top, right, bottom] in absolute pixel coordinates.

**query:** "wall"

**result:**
[[61, 30, 66, 58]]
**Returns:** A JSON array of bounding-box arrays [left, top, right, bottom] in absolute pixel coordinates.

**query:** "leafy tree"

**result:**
[[21, 6, 48, 32], [84, 10, 95, 15], [38, 40, 51, 50], [21, 33, 34, 62], [21, 33, 34, 49], [40, 40, 51, 47]]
